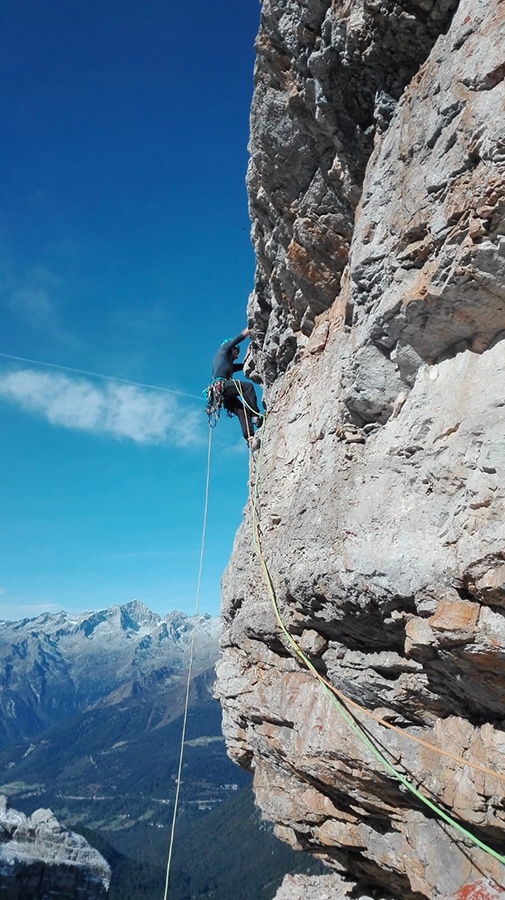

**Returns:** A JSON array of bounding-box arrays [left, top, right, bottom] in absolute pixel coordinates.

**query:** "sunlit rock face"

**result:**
[[216, 0, 505, 898], [246, 0, 459, 384], [0, 797, 110, 899]]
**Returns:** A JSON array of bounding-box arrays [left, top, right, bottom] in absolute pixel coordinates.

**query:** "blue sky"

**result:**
[[0, 0, 261, 621]]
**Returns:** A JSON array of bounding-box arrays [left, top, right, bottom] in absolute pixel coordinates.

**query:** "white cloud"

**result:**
[[0, 370, 203, 446]]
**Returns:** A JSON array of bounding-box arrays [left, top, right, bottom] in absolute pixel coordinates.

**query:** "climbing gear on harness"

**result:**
[[204, 378, 260, 430], [203, 378, 226, 427]]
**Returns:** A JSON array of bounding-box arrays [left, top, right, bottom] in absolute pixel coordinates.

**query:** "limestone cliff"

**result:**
[[0, 796, 110, 898], [215, 1, 505, 898]]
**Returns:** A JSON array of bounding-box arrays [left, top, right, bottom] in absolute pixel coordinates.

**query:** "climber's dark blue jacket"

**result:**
[[212, 333, 247, 380]]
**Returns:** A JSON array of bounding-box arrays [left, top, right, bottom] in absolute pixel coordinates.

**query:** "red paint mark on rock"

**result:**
[[449, 881, 505, 900]]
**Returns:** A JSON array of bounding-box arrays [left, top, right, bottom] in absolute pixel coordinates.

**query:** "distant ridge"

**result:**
[[0, 601, 325, 899], [0, 600, 221, 749]]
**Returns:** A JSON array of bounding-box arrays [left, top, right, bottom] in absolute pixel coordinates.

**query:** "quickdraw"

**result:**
[[204, 378, 228, 427]]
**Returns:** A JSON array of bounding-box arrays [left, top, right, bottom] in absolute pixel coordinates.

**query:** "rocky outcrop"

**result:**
[[0, 796, 110, 898], [216, 0, 505, 898], [246, 0, 459, 382]]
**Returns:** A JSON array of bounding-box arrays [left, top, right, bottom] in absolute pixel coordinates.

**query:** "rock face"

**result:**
[[216, 1, 505, 898], [246, 0, 459, 382], [0, 796, 110, 899]]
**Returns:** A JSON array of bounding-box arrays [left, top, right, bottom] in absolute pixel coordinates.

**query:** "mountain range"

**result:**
[[0, 601, 323, 898], [0, 599, 220, 748]]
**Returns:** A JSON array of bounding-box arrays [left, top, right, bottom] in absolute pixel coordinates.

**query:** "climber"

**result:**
[[211, 327, 263, 445]]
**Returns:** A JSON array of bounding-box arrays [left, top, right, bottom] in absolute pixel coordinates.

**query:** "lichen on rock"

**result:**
[[215, 1, 505, 898]]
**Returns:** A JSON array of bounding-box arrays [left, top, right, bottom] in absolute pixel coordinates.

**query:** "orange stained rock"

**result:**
[[429, 599, 480, 632]]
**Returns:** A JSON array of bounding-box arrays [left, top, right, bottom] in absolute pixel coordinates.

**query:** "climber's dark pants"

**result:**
[[223, 380, 260, 441]]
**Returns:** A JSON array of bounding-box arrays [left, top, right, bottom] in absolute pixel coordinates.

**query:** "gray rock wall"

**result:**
[[0, 797, 110, 899], [246, 0, 459, 382], [216, 1, 505, 898]]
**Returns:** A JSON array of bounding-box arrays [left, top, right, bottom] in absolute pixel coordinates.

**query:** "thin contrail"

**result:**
[[0, 351, 203, 401]]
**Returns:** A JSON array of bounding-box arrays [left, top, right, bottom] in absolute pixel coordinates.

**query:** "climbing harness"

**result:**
[[204, 377, 263, 446], [249, 406, 505, 875], [162, 426, 213, 900]]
